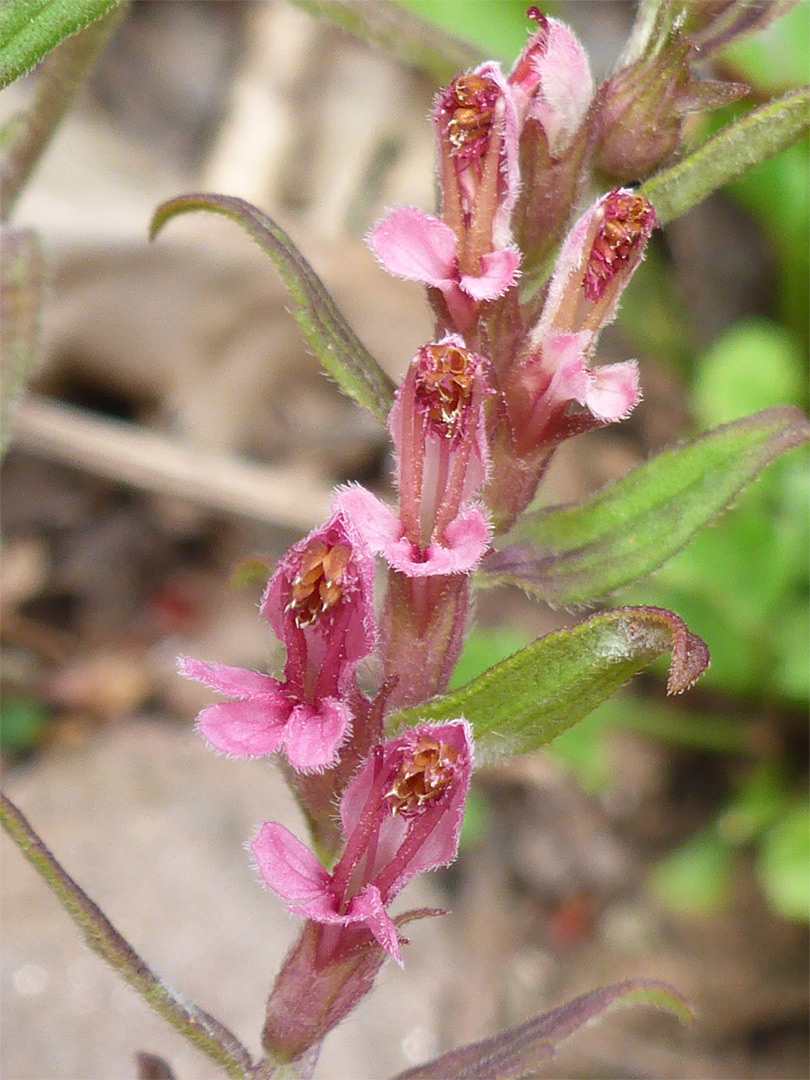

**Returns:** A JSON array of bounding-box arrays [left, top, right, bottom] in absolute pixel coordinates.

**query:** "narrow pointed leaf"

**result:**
[[0, 0, 120, 89], [388, 606, 709, 760], [640, 88, 810, 226], [483, 407, 810, 607], [150, 194, 396, 423], [392, 978, 693, 1080]]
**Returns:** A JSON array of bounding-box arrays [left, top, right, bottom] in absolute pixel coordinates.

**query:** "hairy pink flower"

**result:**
[[509, 9, 594, 157], [538, 187, 657, 337], [434, 62, 520, 255], [368, 206, 520, 334], [251, 719, 473, 965], [335, 336, 492, 576], [506, 188, 655, 443], [180, 508, 375, 772]]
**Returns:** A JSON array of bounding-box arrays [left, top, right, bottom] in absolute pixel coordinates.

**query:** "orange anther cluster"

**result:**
[[287, 540, 352, 628], [583, 191, 655, 302], [386, 736, 459, 815], [416, 343, 476, 440], [446, 73, 499, 156]]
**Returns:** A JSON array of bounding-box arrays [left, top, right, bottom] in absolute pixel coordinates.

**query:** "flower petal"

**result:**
[[346, 885, 402, 965], [197, 698, 290, 758], [251, 822, 332, 903], [585, 360, 641, 421], [332, 484, 403, 557], [178, 657, 281, 699], [459, 245, 521, 300], [388, 504, 491, 576], [542, 331, 594, 406], [283, 699, 352, 772], [527, 18, 593, 156], [367, 207, 457, 287]]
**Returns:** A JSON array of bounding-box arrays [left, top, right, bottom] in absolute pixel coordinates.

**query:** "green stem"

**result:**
[[0, 4, 124, 221], [0, 791, 253, 1079]]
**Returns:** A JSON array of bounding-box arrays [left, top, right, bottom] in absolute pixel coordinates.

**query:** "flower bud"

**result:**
[[595, 33, 746, 182]]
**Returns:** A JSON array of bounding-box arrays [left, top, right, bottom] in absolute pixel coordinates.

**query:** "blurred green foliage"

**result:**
[[0, 696, 49, 753], [397, 0, 533, 63]]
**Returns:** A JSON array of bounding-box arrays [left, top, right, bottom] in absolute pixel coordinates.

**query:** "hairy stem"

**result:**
[[0, 791, 253, 1079]]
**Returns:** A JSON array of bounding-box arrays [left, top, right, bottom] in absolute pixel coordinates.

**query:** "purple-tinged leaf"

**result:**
[[688, 0, 799, 56], [388, 606, 708, 759], [482, 407, 810, 607], [150, 194, 396, 424], [391, 978, 693, 1080]]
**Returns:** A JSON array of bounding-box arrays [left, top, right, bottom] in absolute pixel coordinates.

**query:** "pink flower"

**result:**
[[251, 719, 473, 965], [368, 206, 520, 334], [508, 10, 594, 157], [520, 330, 640, 432], [505, 189, 654, 446], [537, 188, 657, 338], [334, 337, 492, 576], [180, 508, 376, 772], [434, 62, 520, 253]]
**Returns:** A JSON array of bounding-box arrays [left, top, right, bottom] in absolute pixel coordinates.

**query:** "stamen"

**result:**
[[385, 736, 459, 816], [443, 73, 500, 162], [286, 540, 352, 627], [415, 343, 476, 441], [582, 191, 656, 302]]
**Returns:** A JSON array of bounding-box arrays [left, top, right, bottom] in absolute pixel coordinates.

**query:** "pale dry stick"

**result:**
[[11, 394, 332, 531]]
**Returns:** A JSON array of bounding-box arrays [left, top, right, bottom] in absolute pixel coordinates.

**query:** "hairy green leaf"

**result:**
[[0, 0, 120, 88], [150, 194, 396, 424], [389, 606, 709, 760], [392, 978, 693, 1079], [640, 87, 810, 225], [483, 407, 810, 607]]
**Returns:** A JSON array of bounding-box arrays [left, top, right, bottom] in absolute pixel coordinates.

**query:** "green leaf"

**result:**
[[640, 87, 810, 226], [388, 606, 709, 761], [651, 827, 734, 914], [150, 194, 396, 424], [757, 799, 810, 922], [691, 318, 805, 426], [392, 979, 693, 1080], [482, 407, 810, 606], [0, 0, 120, 89]]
